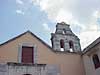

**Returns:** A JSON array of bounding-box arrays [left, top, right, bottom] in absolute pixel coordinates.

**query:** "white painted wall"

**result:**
[[83, 43, 100, 75]]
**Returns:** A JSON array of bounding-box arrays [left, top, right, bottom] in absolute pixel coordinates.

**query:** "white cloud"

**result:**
[[78, 31, 100, 49], [93, 11, 100, 18], [31, 0, 100, 25], [42, 23, 51, 32], [56, 9, 73, 24], [16, 10, 24, 15], [31, 0, 78, 22], [31, 0, 100, 49], [16, 0, 24, 5]]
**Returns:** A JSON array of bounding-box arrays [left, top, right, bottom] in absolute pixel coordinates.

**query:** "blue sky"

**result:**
[[0, 0, 55, 45], [0, 0, 100, 49]]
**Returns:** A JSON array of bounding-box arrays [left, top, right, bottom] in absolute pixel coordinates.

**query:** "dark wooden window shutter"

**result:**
[[93, 54, 100, 69], [22, 46, 34, 63]]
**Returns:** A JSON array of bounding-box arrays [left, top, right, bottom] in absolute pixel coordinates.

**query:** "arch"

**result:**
[[60, 39, 64, 51], [60, 39, 64, 48], [69, 40, 74, 52], [92, 54, 100, 69]]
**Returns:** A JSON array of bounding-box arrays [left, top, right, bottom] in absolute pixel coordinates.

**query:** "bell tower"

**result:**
[[51, 22, 81, 52]]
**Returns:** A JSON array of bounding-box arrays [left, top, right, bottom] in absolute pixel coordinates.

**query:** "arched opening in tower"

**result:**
[[69, 41, 74, 52], [60, 39, 64, 51]]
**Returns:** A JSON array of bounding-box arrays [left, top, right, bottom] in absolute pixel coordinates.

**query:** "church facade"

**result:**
[[0, 22, 99, 75]]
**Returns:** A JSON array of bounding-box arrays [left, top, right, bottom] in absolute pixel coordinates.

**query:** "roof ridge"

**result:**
[[83, 36, 100, 54], [0, 31, 28, 46], [0, 31, 53, 51]]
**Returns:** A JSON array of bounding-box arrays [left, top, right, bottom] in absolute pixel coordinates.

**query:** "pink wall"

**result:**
[[0, 32, 85, 75]]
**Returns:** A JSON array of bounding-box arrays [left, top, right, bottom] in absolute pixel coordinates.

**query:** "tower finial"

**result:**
[[57, 22, 70, 26], [61, 22, 66, 24]]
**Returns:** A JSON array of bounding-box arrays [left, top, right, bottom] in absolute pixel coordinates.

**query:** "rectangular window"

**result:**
[[22, 46, 34, 63]]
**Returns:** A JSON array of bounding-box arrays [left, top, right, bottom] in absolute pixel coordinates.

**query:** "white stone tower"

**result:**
[[51, 22, 81, 52]]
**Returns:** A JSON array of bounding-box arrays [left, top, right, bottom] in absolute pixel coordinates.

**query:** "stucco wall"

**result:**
[[0, 32, 85, 75], [83, 43, 100, 75]]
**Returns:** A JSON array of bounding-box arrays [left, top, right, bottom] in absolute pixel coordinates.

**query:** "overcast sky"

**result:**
[[0, 0, 100, 49]]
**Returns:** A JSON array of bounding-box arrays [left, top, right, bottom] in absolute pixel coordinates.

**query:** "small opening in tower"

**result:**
[[62, 29, 66, 34], [62, 31, 65, 34], [60, 39, 64, 51], [69, 41, 74, 52], [51, 40, 54, 48]]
